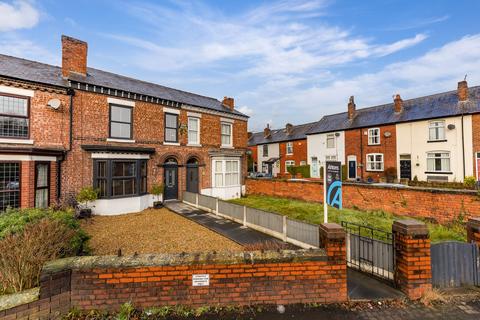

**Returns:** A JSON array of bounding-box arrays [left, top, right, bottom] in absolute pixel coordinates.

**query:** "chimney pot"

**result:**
[[348, 96, 356, 120], [285, 123, 293, 135], [394, 94, 403, 113], [458, 80, 468, 102], [61, 35, 88, 78], [222, 97, 235, 110]]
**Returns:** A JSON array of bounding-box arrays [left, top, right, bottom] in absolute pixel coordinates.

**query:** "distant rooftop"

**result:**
[[248, 122, 317, 146]]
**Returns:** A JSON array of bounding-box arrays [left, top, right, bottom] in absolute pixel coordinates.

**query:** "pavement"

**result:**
[[347, 269, 403, 300]]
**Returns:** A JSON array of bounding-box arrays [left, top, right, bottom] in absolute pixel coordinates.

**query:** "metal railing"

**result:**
[[341, 221, 395, 282], [183, 191, 319, 249]]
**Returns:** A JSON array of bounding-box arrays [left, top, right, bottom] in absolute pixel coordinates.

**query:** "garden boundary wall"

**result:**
[[246, 178, 480, 223]]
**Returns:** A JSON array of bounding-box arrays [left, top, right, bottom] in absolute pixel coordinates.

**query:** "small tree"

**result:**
[[76, 187, 98, 209], [151, 183, 164, 208], [464, 176, 476, 189]]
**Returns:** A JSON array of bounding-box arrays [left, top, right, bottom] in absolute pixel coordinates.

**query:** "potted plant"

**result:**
[[151, 183, 164, 209], [75, 186, 98, 218]]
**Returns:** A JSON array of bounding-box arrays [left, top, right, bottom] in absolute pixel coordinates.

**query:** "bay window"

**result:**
[[366, 153, 384, 171], [0, 162, 20, 211], [0, 94, 29, 138], [427, 152, 450, 172], [213, 159, 240, 187], [94, 159, 147, 198]]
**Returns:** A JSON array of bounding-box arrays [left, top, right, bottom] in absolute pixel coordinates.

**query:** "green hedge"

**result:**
[[287, 165, 311, 178]]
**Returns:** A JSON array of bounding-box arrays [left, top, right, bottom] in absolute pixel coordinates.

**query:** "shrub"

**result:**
[[287, 165, 311, 178], [0, 219, 75, 293], [151, 183, 165, 196], [76, 187, 98, 208], [464, 176, 476, 189]]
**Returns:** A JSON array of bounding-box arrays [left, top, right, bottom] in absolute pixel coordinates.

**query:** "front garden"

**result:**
[[229, 195, 466, 243]]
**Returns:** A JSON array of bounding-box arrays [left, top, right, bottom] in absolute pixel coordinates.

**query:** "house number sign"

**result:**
[[192, 274, 210, 286]]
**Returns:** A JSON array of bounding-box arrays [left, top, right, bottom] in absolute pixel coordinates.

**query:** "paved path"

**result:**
[[164, 201, 290, 246], [347, 269, 403, 300]]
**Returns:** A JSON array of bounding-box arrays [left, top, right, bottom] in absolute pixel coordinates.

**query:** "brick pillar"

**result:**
[[467, 217, 480, 245], [319, 223, 346, 262], [21, 161, 35, 208], [392, 220, 432, 300]]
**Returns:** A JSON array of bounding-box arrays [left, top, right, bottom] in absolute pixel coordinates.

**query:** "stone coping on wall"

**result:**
[[0, 287, 39, 312], [42, 249, 328, 274], [247, 177, 478, 195]]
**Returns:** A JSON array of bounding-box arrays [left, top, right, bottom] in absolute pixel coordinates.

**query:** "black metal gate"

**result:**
[[342, 221, 395, 283], [431, 241, 480, 288]]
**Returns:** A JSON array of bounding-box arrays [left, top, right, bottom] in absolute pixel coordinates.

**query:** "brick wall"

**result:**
[[0, 249, 347, 318], [279, 139, 308, 174], [344, 124, 397, 181], [246, 178, 480, 223]]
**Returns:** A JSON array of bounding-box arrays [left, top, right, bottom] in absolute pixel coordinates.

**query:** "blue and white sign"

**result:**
[[326, 161, 342, 210]]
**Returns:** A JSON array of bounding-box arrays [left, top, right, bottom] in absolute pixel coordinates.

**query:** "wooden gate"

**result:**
[[431, 241, 480, 288]]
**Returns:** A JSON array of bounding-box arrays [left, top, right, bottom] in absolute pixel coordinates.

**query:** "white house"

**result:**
[[306, 125, 345, 178]]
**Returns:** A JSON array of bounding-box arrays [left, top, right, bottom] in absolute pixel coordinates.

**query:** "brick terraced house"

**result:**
[[0, 36, 248, 215], [248, 122, 315, 177], [306, 81, 480, 183]]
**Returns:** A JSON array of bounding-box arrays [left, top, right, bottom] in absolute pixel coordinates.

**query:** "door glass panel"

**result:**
[[35, 163, 49, 208]]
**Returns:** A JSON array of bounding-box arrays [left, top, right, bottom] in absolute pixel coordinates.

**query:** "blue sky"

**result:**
[[1, 0, 480, 131]]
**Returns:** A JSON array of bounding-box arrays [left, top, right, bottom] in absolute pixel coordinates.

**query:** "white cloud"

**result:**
[[0, 1, 40, 32], [0, 34, 56, 63]]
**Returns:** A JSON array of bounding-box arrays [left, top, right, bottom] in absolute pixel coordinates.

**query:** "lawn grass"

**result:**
[[229, 195, 466, 243]]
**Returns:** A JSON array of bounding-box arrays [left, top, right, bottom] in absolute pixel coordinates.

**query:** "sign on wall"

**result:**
[[192, 274, 210, 286], [325, 161, 342, 210]]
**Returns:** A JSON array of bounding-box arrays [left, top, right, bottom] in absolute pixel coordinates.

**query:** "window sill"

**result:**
[[427, 139, 447, 143], [286, 153, 293, 156], [424, 171, 453, 175], [221, 145, 234, 149], [164, 142, 180, 146], [367, 143, 381, 146], [0, 138, 34, 145], [106, 138, 135, 143], [187, 143, 202, 147], [366, 169, 384, 172], [213, 185, 241, 188]]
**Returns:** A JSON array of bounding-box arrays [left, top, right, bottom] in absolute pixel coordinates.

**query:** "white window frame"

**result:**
[[285, 160, 295, 173], [368, 128, 380, 145], [326, 155, 337, 161], [262, 144, 268, 157], [366, 153, 384, 171], [212, 158, 240, 187], [326, 134, 335, 148], [286, 142, 293, 155], [428, 120, 446, 141], [187, 117, 201, 146], [221, 122, 233, 147], [300, 160, 306, 166], [427, 151, 451, 172]]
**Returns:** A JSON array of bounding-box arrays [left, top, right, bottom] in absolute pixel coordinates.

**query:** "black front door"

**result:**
[[400, 160, 411, 180], [186, 165, 199, 193], [267, 163, 273, 175], [348, 160, 356, 179], [164, 165, 178, 200]]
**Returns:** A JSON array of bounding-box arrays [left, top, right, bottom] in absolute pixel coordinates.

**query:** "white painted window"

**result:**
[[188, 117, 200, 145], [366, 153, 384, 171], [300, 160, 307, 166], [368, 128, 380, 145], [262, 144, 268, 157], [427, 152, 450, 172], [429, 120, 445, 141], [285, 160, 295, 172], [221, 122, 232, 147], [286, 142, 293, 155], [326, 134, 335, 148], [326, 155, 337, 161], [213, 159, 240, 187]]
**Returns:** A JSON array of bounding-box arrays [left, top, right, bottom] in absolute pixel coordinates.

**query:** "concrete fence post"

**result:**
[[392, 220, 432, 300], [466, 217, 480, 245], [215, 198, 219, 214], [243, 206, 247, 227], [283, 215, 287, 242], [195, 193, 198, 207]]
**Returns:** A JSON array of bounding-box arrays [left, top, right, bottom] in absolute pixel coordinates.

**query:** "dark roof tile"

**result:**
[[248, 122, 317, 146]]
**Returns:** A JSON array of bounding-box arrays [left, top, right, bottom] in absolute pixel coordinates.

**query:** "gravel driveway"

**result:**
[[81, 208, 243, 255]]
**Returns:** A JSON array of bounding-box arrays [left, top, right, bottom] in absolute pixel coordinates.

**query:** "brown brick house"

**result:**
[[0, 36, 248, 214], [248, 123, 314, 177]]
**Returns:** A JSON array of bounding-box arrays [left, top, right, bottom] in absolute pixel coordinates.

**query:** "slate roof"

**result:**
[[248, 122, 317, 146], [0, 54, 247, 117], [306, 86, 480, 135]]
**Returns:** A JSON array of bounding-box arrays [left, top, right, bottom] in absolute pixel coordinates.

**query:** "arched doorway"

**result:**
[[186, 157, 199, 193], [163, 157, 178, 200]]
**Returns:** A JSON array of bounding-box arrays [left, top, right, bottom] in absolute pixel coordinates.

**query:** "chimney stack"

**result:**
[[458, 80, 469, 102], [248, 132, 253, 139], [348, 96, 356, 120], [394, 94, 403, 113], [222, 97, 235, 110], [61, 35, 88, 78], [285, 123, 293, 135], [264, 124, 271, 138]]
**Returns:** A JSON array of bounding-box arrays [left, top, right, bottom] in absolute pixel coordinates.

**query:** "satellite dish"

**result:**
[[384, 131, 392, 137], [447, 124, 455, 130], [335, 132, 340, 137], [47, 98, 61, 110]]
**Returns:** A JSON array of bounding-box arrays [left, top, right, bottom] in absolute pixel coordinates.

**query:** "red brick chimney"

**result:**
[[394, 94, 403, 113], [348, 96, 356, 120], [62, 35, 88, 78], [285, 123, 293, 135], [458, 80, 469, 102], [264, 124, 271, 138], [222, 97, 235, 110]]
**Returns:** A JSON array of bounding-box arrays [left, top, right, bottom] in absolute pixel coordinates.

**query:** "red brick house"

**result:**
[[248, 123, 314, 177], [0, 35, 248, 214]]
